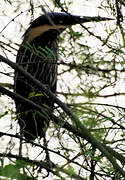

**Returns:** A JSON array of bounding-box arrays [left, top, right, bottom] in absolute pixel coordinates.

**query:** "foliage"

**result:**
[[0, 0, 125, 179]]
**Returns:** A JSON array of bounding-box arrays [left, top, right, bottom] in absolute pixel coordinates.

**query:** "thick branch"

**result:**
[[0, 54, 125, 176], [1, 86, 125, 165]]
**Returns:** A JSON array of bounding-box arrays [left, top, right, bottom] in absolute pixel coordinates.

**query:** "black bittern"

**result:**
[[14, 12, 112, 140]]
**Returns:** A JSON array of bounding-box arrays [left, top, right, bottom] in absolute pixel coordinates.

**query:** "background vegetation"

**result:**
[[0, 0, 125, 179]]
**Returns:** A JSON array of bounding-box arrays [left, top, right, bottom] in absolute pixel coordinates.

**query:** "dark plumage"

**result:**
[[14, 12, 113, 140]]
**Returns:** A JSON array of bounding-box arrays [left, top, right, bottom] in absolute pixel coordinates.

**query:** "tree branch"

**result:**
[[1, 54, 125, 176], [0, 152, 86, 180]]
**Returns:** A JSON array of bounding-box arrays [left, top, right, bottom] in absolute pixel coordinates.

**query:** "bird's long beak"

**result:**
[[71, 15, 114, 25]]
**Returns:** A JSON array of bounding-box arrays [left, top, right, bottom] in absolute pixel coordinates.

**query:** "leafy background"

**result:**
[[0, 0, 125, 179]]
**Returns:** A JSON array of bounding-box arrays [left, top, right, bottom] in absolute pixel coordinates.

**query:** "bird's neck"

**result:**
[[25, 29, 59, 48], [23, 29, 60, 59]]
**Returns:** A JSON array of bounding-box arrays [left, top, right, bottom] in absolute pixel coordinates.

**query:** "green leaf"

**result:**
[[67, 165, 75, 175], [0, 164, 20, 179], [0, 111, 8, 119], [0, 164, 33, 180]]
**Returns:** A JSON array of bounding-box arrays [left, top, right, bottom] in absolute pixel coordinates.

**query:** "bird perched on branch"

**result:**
[[14, 12, 113, 140]]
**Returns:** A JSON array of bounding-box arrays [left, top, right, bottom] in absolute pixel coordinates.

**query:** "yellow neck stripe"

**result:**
[[25, 24, 66, 42]]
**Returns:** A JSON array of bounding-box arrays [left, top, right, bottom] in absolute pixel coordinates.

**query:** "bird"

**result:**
[[14, 12, 113, 140]]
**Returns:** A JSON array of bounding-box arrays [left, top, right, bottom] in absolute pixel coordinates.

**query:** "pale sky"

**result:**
[[0, 1, 125, 179]]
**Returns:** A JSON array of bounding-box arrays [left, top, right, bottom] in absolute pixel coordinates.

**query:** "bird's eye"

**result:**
[[59, 20, 63, 24]]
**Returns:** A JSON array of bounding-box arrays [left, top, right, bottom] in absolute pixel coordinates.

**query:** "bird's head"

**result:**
[[24, 12, 113, 43]]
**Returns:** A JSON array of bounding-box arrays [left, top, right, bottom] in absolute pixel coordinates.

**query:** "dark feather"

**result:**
[[15, 29, 59, 140], [14, 12, 113, 140]]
